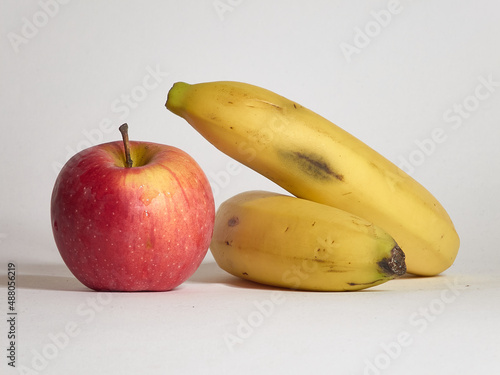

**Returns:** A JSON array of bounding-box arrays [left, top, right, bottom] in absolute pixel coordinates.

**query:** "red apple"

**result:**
[[51, 124, 215, 291]]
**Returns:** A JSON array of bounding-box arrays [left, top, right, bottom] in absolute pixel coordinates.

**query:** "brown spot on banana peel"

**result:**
[[377, 245, 407, 277], [228, 216, 239, 227], [312, 257, 328, 263], [279, 150, 344, 181], [326, 269, 350, 273]]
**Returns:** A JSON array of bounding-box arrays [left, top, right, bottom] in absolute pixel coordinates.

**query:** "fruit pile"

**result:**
[[51, 81, 460, 292]]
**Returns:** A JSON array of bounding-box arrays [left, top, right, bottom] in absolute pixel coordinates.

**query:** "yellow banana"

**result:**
[[166, 81, 460, 276], [210, 190, 406, 291]]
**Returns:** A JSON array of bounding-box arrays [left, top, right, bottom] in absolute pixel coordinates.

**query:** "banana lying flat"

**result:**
[[210, 191, 406, 291], [166, 81, 460, 276]]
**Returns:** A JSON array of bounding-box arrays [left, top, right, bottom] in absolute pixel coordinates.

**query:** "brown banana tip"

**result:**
[[378, 244, 406, 277]]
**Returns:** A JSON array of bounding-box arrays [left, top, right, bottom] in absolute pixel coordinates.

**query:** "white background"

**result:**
[[1, 1, 500, 374]]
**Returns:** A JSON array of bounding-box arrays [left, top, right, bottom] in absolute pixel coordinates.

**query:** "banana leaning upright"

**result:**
[[166, 81, 460, 276], [211, 191, 406, 291]]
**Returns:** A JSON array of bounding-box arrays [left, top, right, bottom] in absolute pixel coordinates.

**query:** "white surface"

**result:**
[[1, 1, 500, 374]]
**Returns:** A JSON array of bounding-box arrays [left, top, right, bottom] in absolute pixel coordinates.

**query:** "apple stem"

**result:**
[[119, 123, 133, 168]]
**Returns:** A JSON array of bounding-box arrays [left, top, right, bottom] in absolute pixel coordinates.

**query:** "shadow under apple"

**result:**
[[1, 263, 89, 292]]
